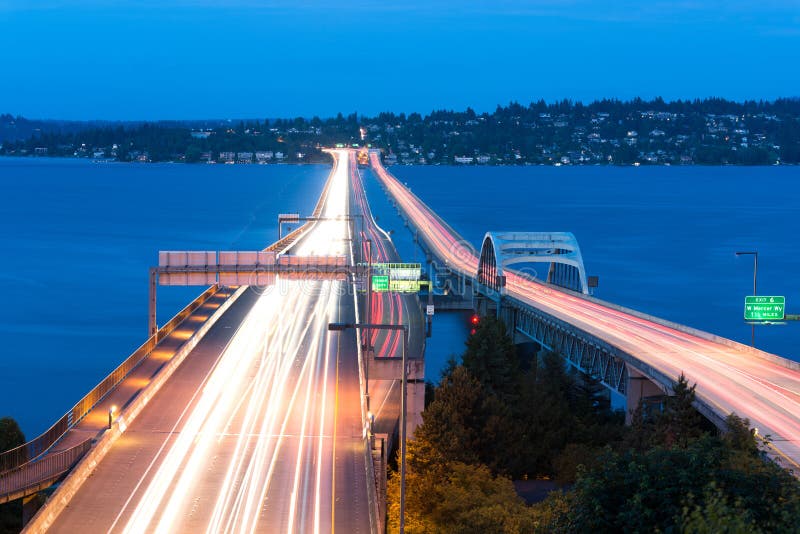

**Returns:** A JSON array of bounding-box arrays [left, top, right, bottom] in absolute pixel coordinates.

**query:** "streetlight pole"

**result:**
[[735, 251, 758, 347], [328, 322, 408, 534], [366, 238, 373, 377]]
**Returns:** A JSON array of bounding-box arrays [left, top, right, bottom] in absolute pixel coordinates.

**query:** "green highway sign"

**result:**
[[389, 280, 421, 293], [744, 296, 785, 321], [371, 263, 422, 280], [372, 275, 389, 292]]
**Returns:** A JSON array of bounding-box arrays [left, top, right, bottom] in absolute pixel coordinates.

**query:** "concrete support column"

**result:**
[[406, 360, 426, 438], [626, 364, 665, 423], [148, 267, 157, 339], [372, 433, 389, 534]]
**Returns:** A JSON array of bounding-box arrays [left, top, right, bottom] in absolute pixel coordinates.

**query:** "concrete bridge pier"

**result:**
[[474, 294, 498, 318], [625, 365, 667, 423], [369, 356, 426, 439]]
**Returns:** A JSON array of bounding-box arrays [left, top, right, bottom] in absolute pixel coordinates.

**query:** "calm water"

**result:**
[[1, 159, 799, 437], [363, 165, 800, 382], [0, 158, 329, 436]]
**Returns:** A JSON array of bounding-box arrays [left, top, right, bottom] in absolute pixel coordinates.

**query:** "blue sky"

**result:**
[[1, 1, 798, 120]]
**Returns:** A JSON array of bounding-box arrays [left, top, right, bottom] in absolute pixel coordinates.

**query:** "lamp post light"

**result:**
[[328, 321, 409, 534], [108, 405, 117, 430], [735, 251, 758, 347], [365, 238, 373, 401]]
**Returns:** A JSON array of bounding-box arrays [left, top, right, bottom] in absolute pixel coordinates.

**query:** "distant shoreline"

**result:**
[[0, 154, 794, 168], [4, 98, 799, 166]]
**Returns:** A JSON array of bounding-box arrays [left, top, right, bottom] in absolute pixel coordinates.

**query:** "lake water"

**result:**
[[0, 158, 329, 436], [1, 158, 798, 437]]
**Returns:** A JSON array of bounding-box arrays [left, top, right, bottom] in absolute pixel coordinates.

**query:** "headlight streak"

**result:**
[[116, 150, 354, 533], [313, 297, 336, 534], [121, 288, 284, 534], [208, 285, 323, 534]]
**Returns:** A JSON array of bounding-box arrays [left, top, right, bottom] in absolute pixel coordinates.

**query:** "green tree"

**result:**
[[625, 373, 709, 451], [721, 413, 759, 456], [681, 483, 760, 534], [658, 373, 706, 448], [411, 366, 512, 472], [0, 417, 25, 534], [552, 432, 800, 533], [0, 417, 24, 453], [462, 315, 519, 402], [387, 461, 538, 533], [184, 144, 202, 163]]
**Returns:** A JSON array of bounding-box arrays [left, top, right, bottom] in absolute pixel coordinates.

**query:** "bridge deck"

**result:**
[[29, 149, 380, 533]]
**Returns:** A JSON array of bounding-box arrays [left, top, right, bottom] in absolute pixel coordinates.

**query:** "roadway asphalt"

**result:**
[[46, 150, 373, 533], [347, 152, 425, 440], [0, 288, 236, 504], [370, 150, 800, 470]]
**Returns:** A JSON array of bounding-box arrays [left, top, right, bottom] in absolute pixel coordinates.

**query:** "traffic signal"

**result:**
[[469, 313, 480, 335]]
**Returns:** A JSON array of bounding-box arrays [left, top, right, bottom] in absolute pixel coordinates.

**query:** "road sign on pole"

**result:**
[[372, 275, 389, 292], [744, 296, 785, 321], [389, 280, 421, 293]]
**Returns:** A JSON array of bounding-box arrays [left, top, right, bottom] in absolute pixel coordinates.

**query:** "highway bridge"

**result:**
[[3, 146, 800, 532], [368, 150, 800, 472], [2, 150, 421, 533]]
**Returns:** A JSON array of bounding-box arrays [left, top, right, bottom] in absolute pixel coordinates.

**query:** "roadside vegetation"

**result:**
[[0, 417, 25, 534], [4, 97, 799, 165], [386, 315, 800, 533]]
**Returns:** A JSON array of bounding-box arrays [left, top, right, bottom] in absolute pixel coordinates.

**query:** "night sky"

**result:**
[[1, 0, 798, 120]]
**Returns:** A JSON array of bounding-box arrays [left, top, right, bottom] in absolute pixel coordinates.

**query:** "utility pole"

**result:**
[[735, 251, 758, 347]]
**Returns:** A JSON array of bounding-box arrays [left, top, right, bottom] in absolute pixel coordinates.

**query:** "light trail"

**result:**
[[370, 151, 800, 465], [348, 151, 407, 359], [112, 150, 356, 533]]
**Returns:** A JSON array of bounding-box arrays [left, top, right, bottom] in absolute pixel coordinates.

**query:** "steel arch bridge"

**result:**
[[477, 231, 589, 294]]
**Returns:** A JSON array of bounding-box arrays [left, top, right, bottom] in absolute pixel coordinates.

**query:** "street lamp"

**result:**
[[328, 321, 409, 534], [108, 405, 117, 429], [735, 251, 758, 347], [365, 238, 373, 382]]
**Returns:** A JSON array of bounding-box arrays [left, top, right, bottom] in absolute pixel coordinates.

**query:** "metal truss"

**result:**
[[500, 300, 629, 394]]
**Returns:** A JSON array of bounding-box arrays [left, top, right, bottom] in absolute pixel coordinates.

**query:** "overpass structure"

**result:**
[[1, 150, 423, 533], [369, 150, 800, 471]]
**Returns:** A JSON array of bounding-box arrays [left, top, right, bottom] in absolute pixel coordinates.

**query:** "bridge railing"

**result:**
[[0, 284, 219, 475], [0, 417, 69, 474], [0, 438, 92, 503], [70, 284, 218, 427], [265, 156, 335, 253]]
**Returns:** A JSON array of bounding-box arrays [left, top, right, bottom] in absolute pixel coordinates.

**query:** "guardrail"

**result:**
[[0, 439, 92, 504], [0, 285, 219, 475], [1, 150, 339, 490], [265, 152, 335, 253], [23, 286, 248, 532]]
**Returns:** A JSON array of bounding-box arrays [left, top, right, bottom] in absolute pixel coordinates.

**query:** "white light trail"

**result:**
[[116, 150, 353, 533]]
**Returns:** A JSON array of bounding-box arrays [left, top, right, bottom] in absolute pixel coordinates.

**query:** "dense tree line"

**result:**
[[386, 315, 800, 533], [0, 418, 25, 534], [2, 97, 799, 164]]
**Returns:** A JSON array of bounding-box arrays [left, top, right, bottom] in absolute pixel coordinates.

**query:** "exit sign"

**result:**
[[372, 275, 389, 292], [744, 296, 785, 321]]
